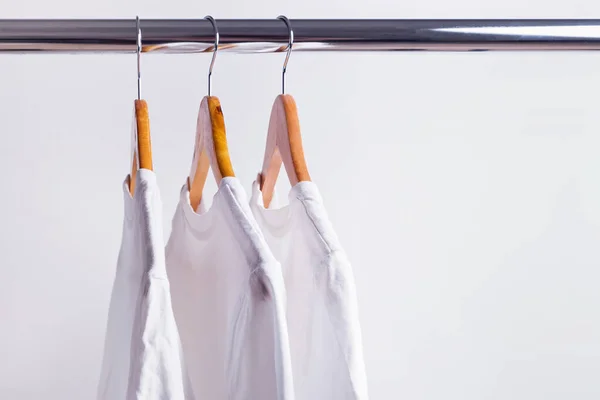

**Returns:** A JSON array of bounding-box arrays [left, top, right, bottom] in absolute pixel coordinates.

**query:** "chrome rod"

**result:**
[[0, 19, 599, 53]]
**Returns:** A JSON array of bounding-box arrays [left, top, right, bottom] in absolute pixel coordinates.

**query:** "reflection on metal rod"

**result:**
[[0, 19, 600, 53]]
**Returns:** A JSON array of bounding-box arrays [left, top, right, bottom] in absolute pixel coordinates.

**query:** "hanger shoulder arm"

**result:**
[[135, 99, 153, 171], [129, 99, 153, 194], [280, 94, 310, 183], [207, 96, 235, 180]]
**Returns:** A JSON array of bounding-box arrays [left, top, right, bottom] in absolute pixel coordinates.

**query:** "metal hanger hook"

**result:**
[[136, 16, 142, 100], [278, 15, 293, 95], [205, 15, 219, 96]]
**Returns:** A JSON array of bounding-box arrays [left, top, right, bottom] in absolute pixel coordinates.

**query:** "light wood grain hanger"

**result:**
[[260, 16, 311, 208], [188, 16, 235, 212], [129, 17, 153, 195]]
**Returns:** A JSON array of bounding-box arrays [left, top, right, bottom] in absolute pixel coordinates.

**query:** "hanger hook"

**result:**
[[205, 15, 219, 97], [136, 16, 142, 100], [277, 15, 294, 95]]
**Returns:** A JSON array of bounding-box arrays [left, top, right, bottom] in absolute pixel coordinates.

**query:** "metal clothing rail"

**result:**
[[0, 19, 600, 53]]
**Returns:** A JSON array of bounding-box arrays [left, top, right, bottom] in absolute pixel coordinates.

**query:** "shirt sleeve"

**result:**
[[322, 250, 370, 399]]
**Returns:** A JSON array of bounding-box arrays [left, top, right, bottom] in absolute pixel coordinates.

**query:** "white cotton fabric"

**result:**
[[166, 177, 294, 400], [250, 179, 369, 400], [97, 170, 194, 400]]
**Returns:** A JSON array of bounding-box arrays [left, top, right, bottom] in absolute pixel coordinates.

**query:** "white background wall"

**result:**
[[0, 2, 599, 399]]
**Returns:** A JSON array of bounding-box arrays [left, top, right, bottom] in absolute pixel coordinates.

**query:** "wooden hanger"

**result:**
[[129, 100, 153, 195], [260, 94, 310, 208], [129, 17, 153, 195], [188, 96, 235, 211], [259, 16, 311, 208], [187, 16, 235, 212]]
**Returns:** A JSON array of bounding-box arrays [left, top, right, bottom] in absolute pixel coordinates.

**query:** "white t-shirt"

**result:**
[[97, 170, 193, 400], [250, 180, 369, 400], [166, 177, 294, 400]]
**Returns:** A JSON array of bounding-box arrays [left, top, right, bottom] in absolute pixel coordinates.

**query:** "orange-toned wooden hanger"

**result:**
[[260, 16, 311, 208], [129, 17, 153, 195], [129, 100, 153, 195], [188, 16, 235, 212]]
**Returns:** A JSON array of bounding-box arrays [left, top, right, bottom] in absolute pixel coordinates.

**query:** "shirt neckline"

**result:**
[[180, 176, 244, 234], [250, 177, 323, 236]]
